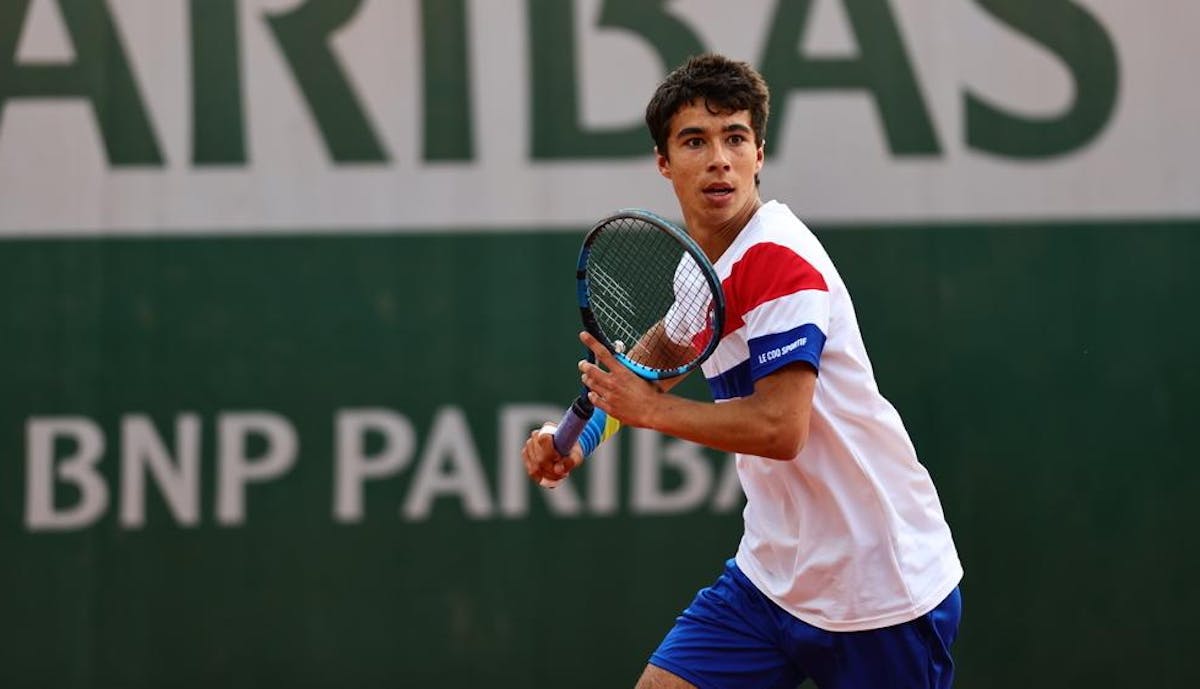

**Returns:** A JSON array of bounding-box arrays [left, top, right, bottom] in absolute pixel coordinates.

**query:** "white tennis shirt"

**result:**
[[692, 201, 962, 632]]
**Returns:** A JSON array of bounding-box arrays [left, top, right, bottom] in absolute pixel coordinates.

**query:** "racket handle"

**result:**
[[552, 396, 593, 456]]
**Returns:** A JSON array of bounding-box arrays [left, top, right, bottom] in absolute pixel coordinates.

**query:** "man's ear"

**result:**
[[756, 140, 765, 173], [655, 146, 671, 179]]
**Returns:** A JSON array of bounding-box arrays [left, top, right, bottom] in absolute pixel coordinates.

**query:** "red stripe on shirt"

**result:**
[[721, 242, 828, 336]]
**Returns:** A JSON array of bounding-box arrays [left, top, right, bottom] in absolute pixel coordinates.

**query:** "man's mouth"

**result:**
[[703, 183, 735, 197]]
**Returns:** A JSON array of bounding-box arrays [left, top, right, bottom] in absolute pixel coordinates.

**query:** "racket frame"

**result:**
[[550, 209, 725, 459], [575, 209, 726, 379]]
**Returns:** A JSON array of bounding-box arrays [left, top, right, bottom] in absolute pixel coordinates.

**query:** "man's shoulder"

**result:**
[[746, 201, 812, 240], [735, 201, 820, 256], [717, 201, 822, 275]]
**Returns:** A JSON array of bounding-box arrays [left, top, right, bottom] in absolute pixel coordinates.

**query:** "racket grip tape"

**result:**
[[552, 396, 593, 456]]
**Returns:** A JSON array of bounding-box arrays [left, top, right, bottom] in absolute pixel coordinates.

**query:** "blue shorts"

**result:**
[[649, 560, 962, 689]]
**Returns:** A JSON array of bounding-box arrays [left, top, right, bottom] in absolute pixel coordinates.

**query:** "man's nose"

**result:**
[[707, 144, 732, 170]]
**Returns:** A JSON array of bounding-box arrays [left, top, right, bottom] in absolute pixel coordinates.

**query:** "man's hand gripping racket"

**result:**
[[532, 209, 725, 488]]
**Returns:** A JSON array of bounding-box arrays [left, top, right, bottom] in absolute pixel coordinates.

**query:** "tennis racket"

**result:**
[[550, 209, 726, 457]]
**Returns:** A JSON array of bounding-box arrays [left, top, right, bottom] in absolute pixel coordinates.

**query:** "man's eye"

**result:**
[[729, 134, 745, 145], [685, 138, 704, 148]]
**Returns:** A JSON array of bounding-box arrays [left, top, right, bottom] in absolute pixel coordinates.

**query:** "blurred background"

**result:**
[[2, 1, 1198, 687]]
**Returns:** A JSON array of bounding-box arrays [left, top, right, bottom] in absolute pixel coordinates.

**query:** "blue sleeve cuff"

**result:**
[[748, 323, 826, 381]]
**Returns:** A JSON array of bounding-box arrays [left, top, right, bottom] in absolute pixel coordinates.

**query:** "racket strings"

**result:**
[[587, 217, 717, 373]]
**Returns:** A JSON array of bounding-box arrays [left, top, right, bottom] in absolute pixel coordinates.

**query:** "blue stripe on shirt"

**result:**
[[705, 323, 826, 401], [706, 359, 754, 401], [748, 323, 826, 381]]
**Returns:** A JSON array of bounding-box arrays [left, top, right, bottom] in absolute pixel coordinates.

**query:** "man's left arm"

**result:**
[[578, 331, 817, 460]]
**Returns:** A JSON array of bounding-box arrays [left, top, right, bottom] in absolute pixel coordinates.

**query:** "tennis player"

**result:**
[[523, 53, 963, 689]]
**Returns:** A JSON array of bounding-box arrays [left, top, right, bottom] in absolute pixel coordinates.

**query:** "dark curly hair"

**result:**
[[644, 54, 770, 158]]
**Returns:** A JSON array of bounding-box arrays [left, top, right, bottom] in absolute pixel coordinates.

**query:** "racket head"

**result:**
[[574, 209, 726, 380]]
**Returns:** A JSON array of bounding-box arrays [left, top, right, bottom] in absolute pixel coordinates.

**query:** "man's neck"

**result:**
[[687, 195, 763, 263]]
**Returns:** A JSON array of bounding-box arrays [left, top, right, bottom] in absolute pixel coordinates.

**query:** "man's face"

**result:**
[[656, 101, 764, 229]]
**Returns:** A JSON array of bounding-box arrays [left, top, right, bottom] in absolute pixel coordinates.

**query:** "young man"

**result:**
[[523, 54, 963, 689]]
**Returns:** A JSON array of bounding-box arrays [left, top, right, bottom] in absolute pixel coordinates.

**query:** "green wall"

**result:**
[[3, 220, 1198, 687]]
